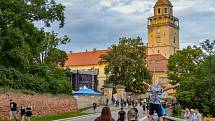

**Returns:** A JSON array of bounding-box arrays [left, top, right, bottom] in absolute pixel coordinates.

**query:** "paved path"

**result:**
[[55, 105, 148, 121]]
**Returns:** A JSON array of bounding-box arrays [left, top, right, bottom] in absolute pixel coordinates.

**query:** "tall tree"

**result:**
[[99, 37, 152, 93], [168, 46, 203, 108], [168, 40, 215, 116], [0, 0, 71, 94], [0, 0, 70, 71]]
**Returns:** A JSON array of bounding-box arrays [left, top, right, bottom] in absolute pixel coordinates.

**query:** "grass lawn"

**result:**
[[5, 107, 92, 121], [31, 111, 88, 121]]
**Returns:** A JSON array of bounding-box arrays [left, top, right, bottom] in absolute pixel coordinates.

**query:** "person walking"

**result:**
[[20, 105, 26, 121], [26, 104, 32, 121], [118, 108, 126, 121], [123, 100, 127, 107], [191, 109, 198, 121], [143, 81, 180, 121], [196, 109, 202, 121], [120, 100, 124, 108], [140, 100, 143, 107], [127, 109, 138, 121], [106, 98, 109, 106], [132, 105, 139, 120], [9, 99, 18, 121], [93, 102, 97, 113], [94, 106, 116, 121], [142, 101, 146, 114], [184, 108, 190, 121]]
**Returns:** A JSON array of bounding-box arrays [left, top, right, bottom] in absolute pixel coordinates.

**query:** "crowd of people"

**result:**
[[94, 106, 140, 121], [94, 81, 181, 121], [184, 108, 202, 121], [9, 99, 32, 121], [93, 98, 141, 121]]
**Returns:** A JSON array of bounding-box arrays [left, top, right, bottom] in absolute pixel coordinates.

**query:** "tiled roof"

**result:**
[[147, 54, 167, 61], [147, 60, 168, 72], [64, 50, 108, 66], [65, 50, 168, 72], [147, 54, 168, 72]]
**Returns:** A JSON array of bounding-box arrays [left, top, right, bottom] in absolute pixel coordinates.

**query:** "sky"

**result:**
[[41, 0, 215, 52]]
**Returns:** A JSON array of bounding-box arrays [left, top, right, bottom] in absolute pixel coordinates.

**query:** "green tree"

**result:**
[[168, 46, 203, 108], [168, 40, 215, 116], [195, 40, 215, 116], [0, 0, 71, 94], [0, 0, 70, 70], [99, 37, 152, 93]]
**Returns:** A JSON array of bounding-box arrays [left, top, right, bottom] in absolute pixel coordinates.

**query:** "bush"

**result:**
[[0, 65, 71, 94]]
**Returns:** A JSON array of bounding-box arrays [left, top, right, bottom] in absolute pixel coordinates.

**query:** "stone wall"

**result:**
[[74, 95, 106, 109], [0, 92, 78, 120]]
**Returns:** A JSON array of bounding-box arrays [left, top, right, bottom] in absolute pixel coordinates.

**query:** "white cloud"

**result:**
[[52, 0, 215, 52], [109, 0, 153, 14]]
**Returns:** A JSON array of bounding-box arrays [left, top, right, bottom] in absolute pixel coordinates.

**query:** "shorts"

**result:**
[[26, 111, 32, 117], [10, 111, 17, 117], [149, 103, 163, 117]]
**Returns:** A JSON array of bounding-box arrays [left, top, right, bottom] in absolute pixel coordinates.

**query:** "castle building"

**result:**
[[64, 0, 179, 94], [146, 0, 179, 88], [147, 0, 179, 58], [64, 49, 108, 91]]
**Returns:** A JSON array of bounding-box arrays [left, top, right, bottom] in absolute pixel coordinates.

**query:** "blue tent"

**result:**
[[72, 88, 102, 96]]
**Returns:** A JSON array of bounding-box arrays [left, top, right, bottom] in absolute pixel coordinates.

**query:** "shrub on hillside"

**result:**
[[0, 65, 71, 94]]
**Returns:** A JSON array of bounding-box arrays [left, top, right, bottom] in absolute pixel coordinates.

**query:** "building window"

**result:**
[[158, 8, 161, 14], [165, 8, 168, 14], [158, 50, 160, 53], [173, 37, 176, 43], [170, 8, 172, 14]]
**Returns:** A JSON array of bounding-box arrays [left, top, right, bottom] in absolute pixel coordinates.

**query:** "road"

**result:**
[[55, 106, 148, 121]]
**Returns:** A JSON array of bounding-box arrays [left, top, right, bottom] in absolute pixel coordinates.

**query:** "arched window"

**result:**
[[158, 8, 161, 14], [164, 8, 168, 14]]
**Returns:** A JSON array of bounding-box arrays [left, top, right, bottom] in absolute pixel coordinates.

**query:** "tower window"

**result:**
[[158, 50, 160, 53], [158, 8, 161, 14], [164, 8, 168, 14], [173, 37, 176, 43]]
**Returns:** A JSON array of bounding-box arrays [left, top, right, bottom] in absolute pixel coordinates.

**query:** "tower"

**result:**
[[147, 0, 179, 58]]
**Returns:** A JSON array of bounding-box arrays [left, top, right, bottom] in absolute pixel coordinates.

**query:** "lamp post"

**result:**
[[70, 69, 73, 93], [151, 48, 156, 85], [92, 68, 94, 90], [76, 68, 79, 91]]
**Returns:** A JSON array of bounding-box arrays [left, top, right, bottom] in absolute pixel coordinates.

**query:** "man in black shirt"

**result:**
[[9, 100, 18, 121], [118, 108, 126, 121]]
